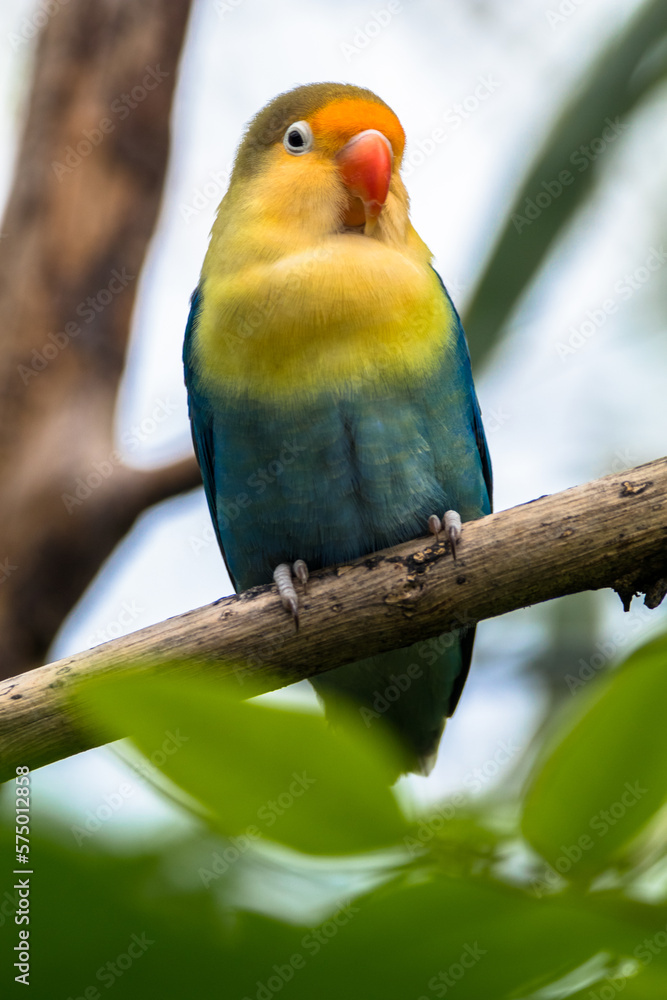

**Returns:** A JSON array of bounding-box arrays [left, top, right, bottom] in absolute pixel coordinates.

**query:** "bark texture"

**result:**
[[0, 0, 199, 679]]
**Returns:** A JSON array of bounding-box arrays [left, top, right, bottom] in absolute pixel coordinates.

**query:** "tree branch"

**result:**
[[1, 458, 666, 781], [0, 0, 194, 678]]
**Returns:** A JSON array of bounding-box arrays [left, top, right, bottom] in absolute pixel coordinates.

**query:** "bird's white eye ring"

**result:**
[[283, 121, 314, 155]]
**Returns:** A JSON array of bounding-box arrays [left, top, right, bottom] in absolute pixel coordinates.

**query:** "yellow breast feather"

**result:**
[[194, 143, 454, 401]]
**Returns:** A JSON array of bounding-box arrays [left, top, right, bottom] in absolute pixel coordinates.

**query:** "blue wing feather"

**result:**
[[434, 268, 493, 508], [184, 273, 492, 772], [184, 286, 239, 586]]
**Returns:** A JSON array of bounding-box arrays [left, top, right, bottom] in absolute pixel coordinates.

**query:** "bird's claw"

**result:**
[[444, 510, 462, 560], [273, 560, 309, 629], [293, 558, 309, 591], [428, 509, 462, 560], [427, 514, 441, 541]]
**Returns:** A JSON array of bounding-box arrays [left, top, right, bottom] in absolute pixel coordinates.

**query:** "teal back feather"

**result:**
[[184, 273, 491, 774]]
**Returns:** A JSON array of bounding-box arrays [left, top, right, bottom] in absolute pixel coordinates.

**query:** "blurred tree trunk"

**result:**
[[0, 0, 199, 679]]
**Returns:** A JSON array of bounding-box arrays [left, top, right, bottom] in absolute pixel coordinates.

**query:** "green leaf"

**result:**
[[565, 895, 667, 997], [0, 816, 302, 1000], [568, 967, 667, 1000], [8, 802, 667, 1000], [465, 0, 667, 368], [74, 669, 409, 855], [7, 803, 667, 1000], [522, 632, 667, 878], [253, 875, 666, 1000]]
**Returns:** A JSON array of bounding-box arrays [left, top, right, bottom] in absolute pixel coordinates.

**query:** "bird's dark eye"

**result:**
[[283, 120, 314, 155]]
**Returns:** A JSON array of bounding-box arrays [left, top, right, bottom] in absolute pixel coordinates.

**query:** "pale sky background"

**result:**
[[1, 0, 666, 842]]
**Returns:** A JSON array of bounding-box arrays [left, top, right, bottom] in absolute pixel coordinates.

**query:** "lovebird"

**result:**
[[184, 83, 492, 776]]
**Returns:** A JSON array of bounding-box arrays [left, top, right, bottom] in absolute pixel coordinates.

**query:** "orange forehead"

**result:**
[[309, 99, 405, 158]]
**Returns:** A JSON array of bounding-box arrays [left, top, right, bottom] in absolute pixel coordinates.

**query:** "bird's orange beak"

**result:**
[[336, 129, 393, 233]]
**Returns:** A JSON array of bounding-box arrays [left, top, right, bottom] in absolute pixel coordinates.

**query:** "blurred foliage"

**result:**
[[78, 671, 408, 855], [525, 592, 603, 701], [465, 0, 667, 368], [523, 634, 667, 875], [3, 2, 667, 997], [3, 632, 667, 998], [464, 0, 667, 735]]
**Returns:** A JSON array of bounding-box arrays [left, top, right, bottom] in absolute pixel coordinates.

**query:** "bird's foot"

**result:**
[[273, 560, 309, 629], [428, 510, 462, 560]]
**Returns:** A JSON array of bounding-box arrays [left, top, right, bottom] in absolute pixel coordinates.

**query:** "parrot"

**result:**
[[183, 82, 492, 777]]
